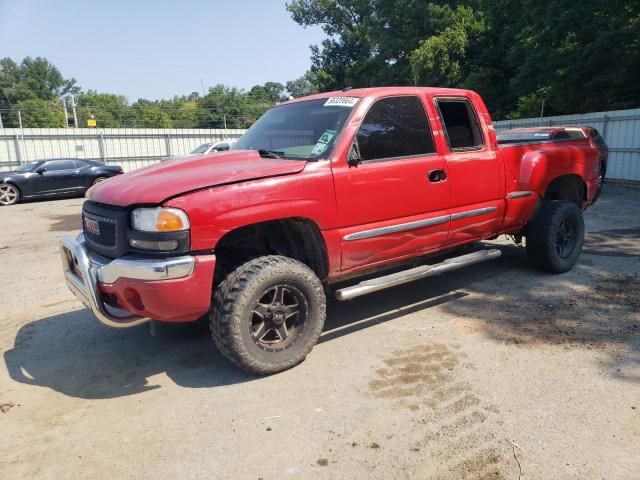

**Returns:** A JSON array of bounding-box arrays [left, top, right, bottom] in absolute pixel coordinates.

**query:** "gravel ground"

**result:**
[[1, 185, 638, 479]]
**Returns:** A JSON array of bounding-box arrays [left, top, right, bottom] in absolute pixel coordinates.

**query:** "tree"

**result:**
[[0, 56, 80, 127], [286, 1, 462, 90], [250, 82, 287, 103], [129, 100, 173, 128], [76, 90, 128, 128], [196, 84, 271, 129], [289, 0, 640, 118], [285, 70, 320, 97], [10, 98, 65, 127], [410, 6, 482, 86]]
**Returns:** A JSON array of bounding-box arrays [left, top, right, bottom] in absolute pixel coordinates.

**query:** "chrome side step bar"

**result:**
[[335, 249, 502, 301]]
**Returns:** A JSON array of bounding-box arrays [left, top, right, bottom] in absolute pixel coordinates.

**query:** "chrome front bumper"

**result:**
[[60, 234, 195, 328]]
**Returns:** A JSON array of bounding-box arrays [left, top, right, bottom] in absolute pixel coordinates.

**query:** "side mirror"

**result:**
[[214, 143, 230, 152], [34, 166, 46, 174], [347, 139, 362, 167]]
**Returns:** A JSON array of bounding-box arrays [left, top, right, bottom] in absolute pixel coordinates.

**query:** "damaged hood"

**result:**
[[87, 150, 306, 206]]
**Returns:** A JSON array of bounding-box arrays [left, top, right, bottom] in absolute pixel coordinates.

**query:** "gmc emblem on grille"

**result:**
[[84, 217, 101, 235]]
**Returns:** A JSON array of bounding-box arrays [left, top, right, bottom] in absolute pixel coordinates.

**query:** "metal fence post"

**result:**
[[601, 114, 609, 141], [98, 133, 106, 162], [165, 134, 172, 156], [13, 134, 23, 165]]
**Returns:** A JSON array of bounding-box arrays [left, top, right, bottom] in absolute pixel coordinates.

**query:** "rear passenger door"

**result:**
[[333, 95, 450, 272], [433, 97, 502, 244]]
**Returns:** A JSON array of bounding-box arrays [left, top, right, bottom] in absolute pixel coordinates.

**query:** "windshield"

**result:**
[[233, 97, 358, 160], [191, 143, 212, 154], [15, 161, 43, 173]]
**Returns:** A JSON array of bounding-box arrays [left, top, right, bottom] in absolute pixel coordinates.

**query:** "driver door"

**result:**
[[32, 160, 79, 194], [332, 95, 450, 273]]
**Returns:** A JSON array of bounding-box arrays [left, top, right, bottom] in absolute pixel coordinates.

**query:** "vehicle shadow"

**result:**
[[438, 236, 640, 383], [3, 259, 499, 401], [3, 310, 254, 399]]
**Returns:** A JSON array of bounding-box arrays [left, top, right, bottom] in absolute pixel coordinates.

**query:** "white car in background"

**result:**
[[163, 141, 236, 161], [188, 141, 235, 155]]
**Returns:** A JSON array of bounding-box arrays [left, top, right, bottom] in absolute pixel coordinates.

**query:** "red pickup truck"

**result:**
[[60, 87, 606, 374]]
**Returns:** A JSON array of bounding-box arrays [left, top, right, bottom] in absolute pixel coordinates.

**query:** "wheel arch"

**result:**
[[543, 174, 587, 206], [214, 217, 329, 282]]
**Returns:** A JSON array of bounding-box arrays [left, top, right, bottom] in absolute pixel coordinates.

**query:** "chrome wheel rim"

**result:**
[[0, 184, 18, 205], [249, 284, 308, 352]]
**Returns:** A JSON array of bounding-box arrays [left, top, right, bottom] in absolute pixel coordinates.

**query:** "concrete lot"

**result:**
[[1, 186, 639, 479]]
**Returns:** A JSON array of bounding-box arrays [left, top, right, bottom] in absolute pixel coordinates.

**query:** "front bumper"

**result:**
[[60, 234, 215, 328]]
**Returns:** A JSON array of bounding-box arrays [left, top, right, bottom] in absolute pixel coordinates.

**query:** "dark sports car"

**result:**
[[0, 158, 123, 206]]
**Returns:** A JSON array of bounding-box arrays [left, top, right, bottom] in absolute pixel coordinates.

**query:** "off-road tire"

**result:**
[[211, 255, 326, 375], [526, 200, 585, 273]]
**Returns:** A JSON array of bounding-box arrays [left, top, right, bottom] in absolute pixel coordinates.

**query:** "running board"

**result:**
[[335, 249, 502, 301]]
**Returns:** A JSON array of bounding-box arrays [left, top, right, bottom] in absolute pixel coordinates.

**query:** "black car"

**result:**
[[0, 158, 123, 206]]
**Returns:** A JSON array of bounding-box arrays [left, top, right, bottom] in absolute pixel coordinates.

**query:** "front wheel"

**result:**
[[526, 200, 585, 273], [211, 255, 326, 375], [0, 183, 20, 206]]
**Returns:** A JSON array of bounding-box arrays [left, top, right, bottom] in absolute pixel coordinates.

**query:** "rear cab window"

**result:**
[[435, 98, 484, 151], [356, 95, 436, 162]]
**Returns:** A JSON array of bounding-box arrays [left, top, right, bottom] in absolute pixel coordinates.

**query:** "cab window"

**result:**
[[356, 96, 435, 161], [436, 99, 484, 150]]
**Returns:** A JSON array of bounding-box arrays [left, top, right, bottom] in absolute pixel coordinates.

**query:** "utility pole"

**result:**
[[200, 79, 206, 97], [0, 111, 3, 129], [18, 110, 23, 129], [223, 114, 227, 129], [61, 97, 69, 127], [71, 95, 79, 128]]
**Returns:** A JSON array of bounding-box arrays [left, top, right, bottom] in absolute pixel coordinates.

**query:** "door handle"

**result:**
[[428, 169, 447, 182]]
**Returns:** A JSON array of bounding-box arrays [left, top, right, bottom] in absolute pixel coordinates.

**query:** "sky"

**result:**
[[0, 0, 325, 101]]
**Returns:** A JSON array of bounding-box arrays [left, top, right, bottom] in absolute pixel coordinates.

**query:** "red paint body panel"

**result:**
[[98, 255, 215, 322], [89, 151, 305, 206], [84, 87, 603, 323]]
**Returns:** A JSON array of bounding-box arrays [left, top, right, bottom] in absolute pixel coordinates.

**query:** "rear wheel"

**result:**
[[91, 176, 109, 186], [211, 255, 326, 374], [526, 201, 585, 273], [0, 183, 20, 206]]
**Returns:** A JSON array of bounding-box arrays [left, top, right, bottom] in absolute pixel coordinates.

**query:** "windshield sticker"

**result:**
[[311, 143, 328, 155], [324, 96, 359, 108], [310, 129, 337, 156], [318, 129, 336, 144]]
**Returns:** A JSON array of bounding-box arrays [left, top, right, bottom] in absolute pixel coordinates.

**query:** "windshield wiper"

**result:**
[[258, 149, 285, 159]]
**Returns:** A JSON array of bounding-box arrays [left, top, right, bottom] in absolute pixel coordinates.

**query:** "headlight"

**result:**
[[129, 207, 190, 253], [131, 207, 190, 232]]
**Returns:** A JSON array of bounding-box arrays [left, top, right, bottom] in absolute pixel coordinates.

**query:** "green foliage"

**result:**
[[76, 90, 128, 128], [410, 6, 481, 86], [129, 100, 173, 128], [286, 70, 320, 98], [0, 58, 288, 128], [10, 98, 65, 127], [0, 57, 79, 127], [288, 0, 640, 118], [196, 84, 271, 129], [4, 0, 639, 126]]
